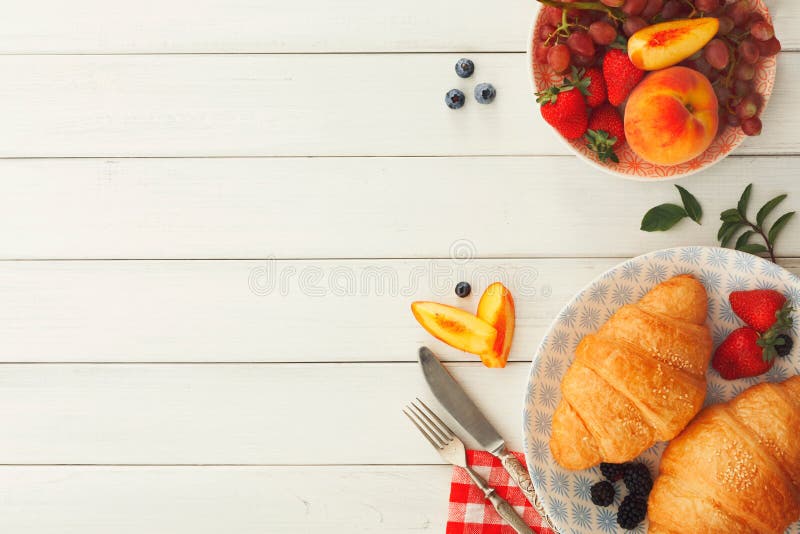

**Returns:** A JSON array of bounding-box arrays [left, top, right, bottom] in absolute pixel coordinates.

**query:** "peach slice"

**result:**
[[628, 18, 719, 71], [411, 301, 497, 356], [477, 283, 515, 368]]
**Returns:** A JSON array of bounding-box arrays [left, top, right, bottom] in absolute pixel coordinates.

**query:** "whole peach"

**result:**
[[624, 66, 719, 165]]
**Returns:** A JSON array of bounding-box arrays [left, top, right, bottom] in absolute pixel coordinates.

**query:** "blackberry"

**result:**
[[776, 334, 793, 357], [474, 83, 496, 104], [455, 58, 475, 78], [617, 495, 647, 530], [454, 282, 472, 298], [445, 89, 466, 109], [600, 462, 626, 482], [623, 462, 653, 497], [590, 480, 615, 506]]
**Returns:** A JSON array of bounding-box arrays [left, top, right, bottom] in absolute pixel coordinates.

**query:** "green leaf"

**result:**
[[738, 183, 752, 216], [768, 212, 796, 244], [738, 243, 768, 255], [757, 194, 788, 227], [641, 204, 688, 232], [675, 185, 702, 224], [720, 208, 743, 223], [718, 221, 743, 247], [735, 230, 754, 250]]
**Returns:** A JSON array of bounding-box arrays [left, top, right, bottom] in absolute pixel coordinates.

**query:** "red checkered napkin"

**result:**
[[446, 450, 556, 534]]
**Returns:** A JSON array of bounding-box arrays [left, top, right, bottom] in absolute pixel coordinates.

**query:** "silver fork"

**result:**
[[404, 398, 533, 534]]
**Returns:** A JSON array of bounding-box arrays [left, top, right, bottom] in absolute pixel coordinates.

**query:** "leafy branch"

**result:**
[[717, 184, 795, 263]]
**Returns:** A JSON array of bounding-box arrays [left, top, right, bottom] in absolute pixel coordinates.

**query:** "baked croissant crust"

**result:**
[[649, 376, 800, 534], [550, 275, 712, 470]]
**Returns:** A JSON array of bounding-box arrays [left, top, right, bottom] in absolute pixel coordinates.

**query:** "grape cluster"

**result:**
[[533, 0, 781, 137]]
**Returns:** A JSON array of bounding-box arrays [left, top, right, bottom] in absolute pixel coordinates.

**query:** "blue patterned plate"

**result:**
[[523, 247, 800, 534]]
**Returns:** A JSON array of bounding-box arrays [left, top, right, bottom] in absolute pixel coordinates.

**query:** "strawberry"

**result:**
[[536, 86, 588, 140], [567, 66, 607, 108], [713, 327, 775, 380], [730, 289, 791, 333], [585, 104, 625, 163], [603, 49, 645, 106]]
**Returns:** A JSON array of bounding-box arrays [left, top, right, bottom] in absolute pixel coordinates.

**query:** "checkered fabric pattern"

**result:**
[[446, 450, 556, 534]]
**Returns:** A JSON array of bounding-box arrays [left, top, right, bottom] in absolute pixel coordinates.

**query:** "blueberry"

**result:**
[[455, 282, 472, 298], [445, 89, 465, 109], [474, 83, 496, 104], [777, 334, 793, 357], [455, 58, 475, 78]]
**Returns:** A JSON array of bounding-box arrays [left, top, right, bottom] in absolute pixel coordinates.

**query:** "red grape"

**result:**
[[600, 0, 625, 6], [736, 94, 760, 120], [548, 44, 572, 73], [704, 39, 730, 70], [543, 7, 563, 27], [534, 43, 550, 64], [540, 24, 556, 41], [567, 31, 596, 57], [727, 113, 741, 127], [641, 0, 664, 19], [726, 1, 750, 27], [661, 0, 682, 19], [757, 37, 782, 57], [738, 39, 760, 64], [623, 16, 648, 37], [622, 0, 647, 16], [695, 0, 720, 13], [733, 79, 752, 97], [715, 85, 731, 104], [741, 117, 762, 136], [735, 62, 755, 81], [750, 21, 775, 41], [717, 16, 735, 35], [588, 21, 617, 45], [573, 53, 596, 67]]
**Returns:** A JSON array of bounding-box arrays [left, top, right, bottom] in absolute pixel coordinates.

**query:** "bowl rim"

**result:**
[[525, 5, 773, 182]]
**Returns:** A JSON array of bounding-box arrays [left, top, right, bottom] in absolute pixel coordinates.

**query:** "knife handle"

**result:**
[[497, 447, 558, 532], [464, 466, 533, 534]]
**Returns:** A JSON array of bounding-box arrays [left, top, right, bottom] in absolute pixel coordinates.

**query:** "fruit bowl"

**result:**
[[527, 1, 778, 180]]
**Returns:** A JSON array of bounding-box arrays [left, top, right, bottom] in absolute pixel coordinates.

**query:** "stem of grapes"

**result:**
[[535, 0, 625, 22]]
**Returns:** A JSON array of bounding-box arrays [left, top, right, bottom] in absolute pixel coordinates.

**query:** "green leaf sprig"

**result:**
[[641, 185, 702, 232], [717, 184, 795, 263]]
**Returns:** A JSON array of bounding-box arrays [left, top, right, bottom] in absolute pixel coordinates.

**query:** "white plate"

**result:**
[[522, 246, 800, 533]]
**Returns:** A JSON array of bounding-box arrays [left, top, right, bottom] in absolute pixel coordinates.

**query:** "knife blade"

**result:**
[[418, 346, 505, 454], [418, 346, 557, 531]]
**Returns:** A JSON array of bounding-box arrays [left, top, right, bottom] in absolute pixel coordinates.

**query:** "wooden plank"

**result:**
[[1, 156, 799, 260], [0, 362, 531, 464], [3, 1, 796, 54], [0, 53, 796, 157], [1, 258, 798, 363], [0, 465, 449, 533]]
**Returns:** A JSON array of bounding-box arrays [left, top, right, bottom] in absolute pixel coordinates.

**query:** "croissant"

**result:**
[[550, 275, 713, 470], [649, 377, 800, 534]]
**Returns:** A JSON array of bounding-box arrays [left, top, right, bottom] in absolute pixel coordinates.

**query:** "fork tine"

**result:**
[[410, 401, 451, 444], [403, 408, 444, 449], [415, 397, 455, 439], [407, 404, 449, 446]]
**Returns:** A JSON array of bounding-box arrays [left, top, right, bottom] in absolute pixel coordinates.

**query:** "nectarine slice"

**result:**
[[477, 282, 515, 368], [411, 301, 497, 355], [628, 18, 719, 71]]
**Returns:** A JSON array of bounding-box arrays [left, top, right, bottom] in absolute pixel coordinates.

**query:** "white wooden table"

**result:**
[[0, 1, 798, 532]]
